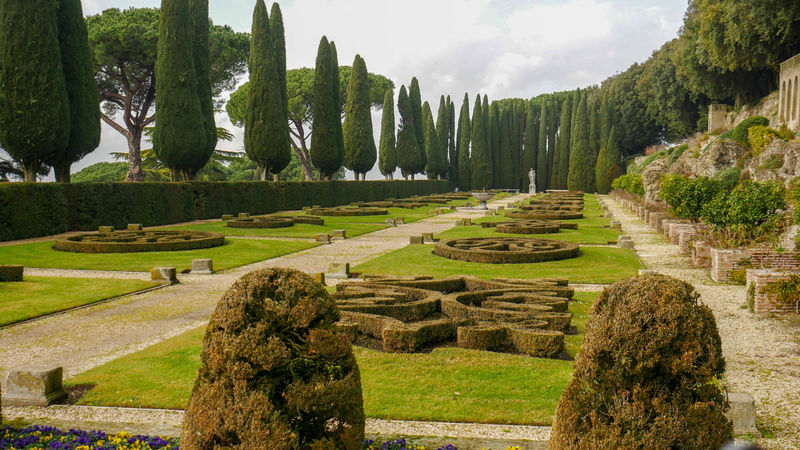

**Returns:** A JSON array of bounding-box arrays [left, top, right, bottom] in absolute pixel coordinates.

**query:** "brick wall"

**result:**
[[711, 248, 752, 283], [746, 269, 799, 314]]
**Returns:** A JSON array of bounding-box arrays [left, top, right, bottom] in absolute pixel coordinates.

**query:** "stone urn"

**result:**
[[472, 192, 495, 210]]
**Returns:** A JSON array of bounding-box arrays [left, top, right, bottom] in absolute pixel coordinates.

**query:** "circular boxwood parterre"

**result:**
[[433, 237, 580, 264], [333, 276, 574, 358], [481, 219, 578, 234], [225, 215, 324, 229], [506, 209, 584, 220], [306, 206, 389, 216], [53, 230, 225, 253]]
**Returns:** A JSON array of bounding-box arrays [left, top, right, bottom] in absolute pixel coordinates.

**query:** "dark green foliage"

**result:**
[[611, 173, 645, 197], [191, 0, 218, 179], [378, 90, 396, 178], [269, 2, 289, 173], [436, 95, 449, 180], [588, 94, 601, 157], [396, 86, 422, 179], [794, 183, 800, 226], [342, 55, 377, 179], [181, 268, 365, 449], [701, 180, 785, 235], [0, 0, 70, 181], [536, 99, 549, 191], [422, 102, 442, 179], [598, 94, 613, 149], [659, 174, 721, 222], [594, 125, 623, 194], [551, 274, 731, 449], [522, 101, 538, 192], [52, 0, 101, 183], [556, 95, 573, 190], [720, 116, 770, 146], [0, 180, 448, 241], [447, 96, 456, 186], [546, 96, 558, 190], [567, 95, 596, 192], [311, 37, 344, 180], [712, 167, 741, 191], [457, 94, 471, 191], [408, 78, 425, 168], [498, 107, 513, 189], [470, 96, 492, 190], [489, 104, 500, 188], [153, 0, 207, 180]]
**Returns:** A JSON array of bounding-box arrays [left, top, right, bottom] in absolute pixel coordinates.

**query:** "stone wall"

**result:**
[[779, 53, 800, 131], [708, 104, 731, 131]]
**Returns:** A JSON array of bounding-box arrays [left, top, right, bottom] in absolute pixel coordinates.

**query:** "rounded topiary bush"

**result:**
[[181, 268, 364, 449], [550, 273, 732, 449]]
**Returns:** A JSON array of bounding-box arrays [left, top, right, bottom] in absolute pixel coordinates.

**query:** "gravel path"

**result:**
[[604, 196, 800, 449]]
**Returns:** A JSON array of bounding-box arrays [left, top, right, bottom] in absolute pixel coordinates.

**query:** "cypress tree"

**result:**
[[267, 2, 290, 178], [456, 93, 471, 191], [489, 103, 500, 188], [557, 94, 572, 190], [509, 103, 521, 190], [343, 55, 376, 180], [482, 94, 492, 184], [191, 0, 218, 178], [595, 125, 623, 194], [567, 94, 595, 192], [408, 77, 425, 172], [498, 106, 512, 189], [329, 41, 344, 174], [436, 95, 449, 179], [422, 102, 441, 179], [470, 95, 491, 190], [589, 94, 601, 157], [598, 94, 614, 151], [448, 96, 456, 185], [522, 101, 538, 192], [310, 37, 343, 180], [546, 96, 558, 190], [50, 0, 100, 183], [536, 99, 549, 192], [396, 85, 421, 180], [0, 0, 70, 181], [378, 89, 396, 179], [153, 0, 207, 181]]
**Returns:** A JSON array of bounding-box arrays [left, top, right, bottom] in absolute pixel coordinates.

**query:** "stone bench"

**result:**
[[394, 217, 405, 225], [127, 223, 143, 231], [221, 214, 234, 221], [457, 218, 472, 226], [422, 233, 438, 244], [326, 263, 351, 280], [384, 219, 396, 227], [726, 392, 760, 437], [618, 236, 635, 250], [3, 366, 67, 406], [191, 259, 214, 275], [98, 226, 115, 233], [332, 229, 347, 240], [237, 213, 250, 218], [316, 234, 331, 244], [151, 267, 178, 285], [610, 221, 622, 231], [409, 236, 424, 245]]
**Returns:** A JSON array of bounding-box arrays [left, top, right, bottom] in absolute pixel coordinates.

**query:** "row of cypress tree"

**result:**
[[0, 0, 100, 182]]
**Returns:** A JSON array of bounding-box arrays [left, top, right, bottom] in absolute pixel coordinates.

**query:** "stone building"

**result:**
[[779, 53, 800, 131]]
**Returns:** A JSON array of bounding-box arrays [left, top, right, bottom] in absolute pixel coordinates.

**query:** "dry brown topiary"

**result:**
[[181, 268, 364, 450], [550, 273, 732, 449]]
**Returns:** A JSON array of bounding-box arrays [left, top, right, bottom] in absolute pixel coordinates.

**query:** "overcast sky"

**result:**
[[72, 0, 688, 179]]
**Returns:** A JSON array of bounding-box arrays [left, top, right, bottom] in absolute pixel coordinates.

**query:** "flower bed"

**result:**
[[0, 425, 178, 449]]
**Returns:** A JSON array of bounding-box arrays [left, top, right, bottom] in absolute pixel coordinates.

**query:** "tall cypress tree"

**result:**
[[396, 85, 421, 180], [408, 77, 425, 175], [456, 93, 471, 191], [328, 41, 344, 174], [436, 95, 449, 180], [489, 103, 500, 188], [447, 96, 456, 185], [0, 0, 70, 181], [310, 37, 343, 180], [153, 0, 207, 181], [50, 0, 100, 183], [598, 93, 614, 151], [343, 55, 376, 180], [568, 94, 595, 192], [547, 96, 558, 190], [378, 89, 396, 179], [422, 102, 442, 179], [498, 106, 512, 189], [595, 125, 623, 194], [557, 94, 573, 189], [190, 0, 217, 178], [267, 2, 290, 178], [522, 101, 538, 192], [536, 99, 549, 192], [470, 95, 491, 190], [589, 94, 601, 157]]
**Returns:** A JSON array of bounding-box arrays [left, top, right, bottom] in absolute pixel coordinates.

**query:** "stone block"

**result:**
[[237, 213, 250, 218], [485, 210, 496, 216], [332, 229, 347, 240], [316, 234, 331, 244], [127, 224, 143, 231], [604, 211, 613, 218], [497, 206, 505, 211], [98, 226, 115, 233], [610, 221, 622, 231], [409, 236, 424, 245], [221, 214, 234, 221], [0, 265, 24, 282], [710, 248, 751, 284], [422, 233, 438, 244], [326, 263, 351, 280], [3, 366, 67, 406], [619, 240, 635, 250], [726, 393, 760, 437], [191, 259, 214, 274], [385, 219, 396, 227], [151, 267, 178, 285], [394, 217, 405, 225], [458, 218, 472, 226]]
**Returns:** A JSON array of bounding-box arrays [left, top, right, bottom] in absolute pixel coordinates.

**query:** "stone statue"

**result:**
[[529, 169, 537, 194]]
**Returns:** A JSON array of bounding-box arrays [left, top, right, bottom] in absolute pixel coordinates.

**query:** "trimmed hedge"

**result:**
[[0, 180, 448, 241], [0, 265, 24, 282], [53, 231, 225, 253]]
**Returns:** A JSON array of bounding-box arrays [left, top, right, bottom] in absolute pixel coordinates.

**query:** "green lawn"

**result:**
[[353, 244, 640, 285], [0, 276, 158, 326], [158, 220, 388, 239], [0, 239, 316, 272], [67, 292, 598, 425]]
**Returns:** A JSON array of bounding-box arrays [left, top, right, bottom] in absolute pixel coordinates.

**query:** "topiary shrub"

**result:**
[[181, 268, 365, 449], [550, 274, 732, 449]]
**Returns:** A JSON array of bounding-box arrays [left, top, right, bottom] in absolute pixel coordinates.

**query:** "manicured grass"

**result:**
[[0, 239, 316, 272], [159, 220, 387, 239], [0, 276, 159, 326], [353, 244, 640, 284], [68, 292, 598, 425]]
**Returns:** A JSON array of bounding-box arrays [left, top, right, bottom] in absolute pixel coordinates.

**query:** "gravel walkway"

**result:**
[[604, 196, 800, 449]]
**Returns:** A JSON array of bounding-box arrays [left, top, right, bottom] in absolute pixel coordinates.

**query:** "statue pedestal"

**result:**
[[529, 184, 536, 194]]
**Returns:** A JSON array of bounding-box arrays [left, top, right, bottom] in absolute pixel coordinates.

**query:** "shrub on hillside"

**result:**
[[702, 180, 785, 232], [712, 168, 741, 192], [181, 268, 365, 449], [659, 174, 720, 222], [720, 116, 769, 146], [611, 173, 644, 197], [748, 126, 780, 155], [550, 274, 731, 449]]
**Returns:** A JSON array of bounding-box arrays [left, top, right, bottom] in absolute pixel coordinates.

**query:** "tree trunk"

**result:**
[[258, 165, 268, 181], [126, 128, 146, 182], [353, 171, 358, 180], [54, 162, 71, 183], [360, 173, 366, 181], [272, 173, 280, 182], [411, 174, 415, 180], [22, 162, 39, 182], [437, 174, 442, 180]]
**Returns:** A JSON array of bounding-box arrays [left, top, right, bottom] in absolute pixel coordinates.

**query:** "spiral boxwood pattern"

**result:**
[[54, 230, 225, 253], [433, 237, 580, 264]]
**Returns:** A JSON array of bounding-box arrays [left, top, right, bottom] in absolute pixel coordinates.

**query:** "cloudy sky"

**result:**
[[73, 0, 688, 179]]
